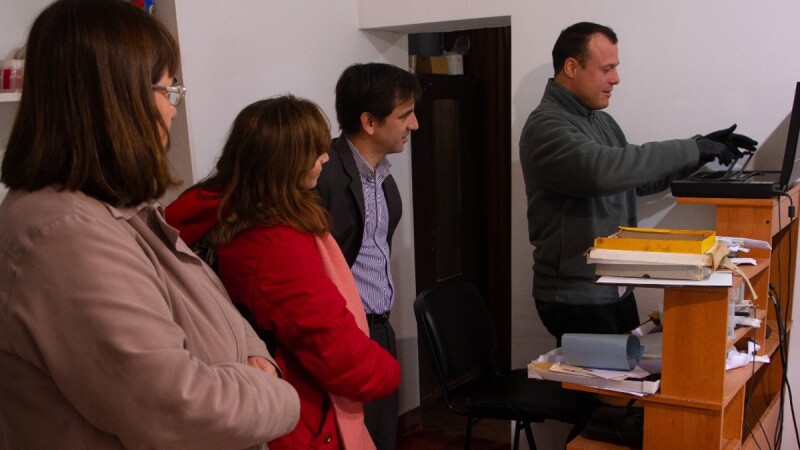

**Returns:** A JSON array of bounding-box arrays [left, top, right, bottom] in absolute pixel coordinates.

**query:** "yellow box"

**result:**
[[416, 56, 450, 74], [593, 226, 716, 253]]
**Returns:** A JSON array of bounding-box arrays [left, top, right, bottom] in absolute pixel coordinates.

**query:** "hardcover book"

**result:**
[[593, 262, 713, 281], [586, 241, 729, 268]]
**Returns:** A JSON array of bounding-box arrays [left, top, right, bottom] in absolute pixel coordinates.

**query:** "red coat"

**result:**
[[166, 189, 401, 449]]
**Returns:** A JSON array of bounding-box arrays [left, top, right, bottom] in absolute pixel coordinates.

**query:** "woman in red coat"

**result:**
[[166, 96, 400, 450]]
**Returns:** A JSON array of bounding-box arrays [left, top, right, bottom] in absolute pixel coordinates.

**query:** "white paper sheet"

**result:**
[[717, 236, 771, 250], [597, 270, 732, 287]]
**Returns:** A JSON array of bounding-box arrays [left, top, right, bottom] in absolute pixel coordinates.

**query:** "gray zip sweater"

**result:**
[[520, 79, 699, 305]]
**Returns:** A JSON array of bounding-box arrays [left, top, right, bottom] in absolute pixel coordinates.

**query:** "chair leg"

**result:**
[[523, 421, 536, 450], [513, 420, 521, 450], [464, 416, 474, 450]]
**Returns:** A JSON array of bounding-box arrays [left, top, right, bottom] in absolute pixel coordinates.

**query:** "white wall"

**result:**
[[0, 1, 46, 58], [360, 0, 800, 445]]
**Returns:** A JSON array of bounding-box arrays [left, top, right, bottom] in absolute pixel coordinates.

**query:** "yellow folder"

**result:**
[[593, 226, 716, 254]]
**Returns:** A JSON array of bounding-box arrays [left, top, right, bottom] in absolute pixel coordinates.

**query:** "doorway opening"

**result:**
[[409, 25, 512, 411]]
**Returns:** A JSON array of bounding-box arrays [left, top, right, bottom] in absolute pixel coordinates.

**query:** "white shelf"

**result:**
[[0, 92, 21, 102]]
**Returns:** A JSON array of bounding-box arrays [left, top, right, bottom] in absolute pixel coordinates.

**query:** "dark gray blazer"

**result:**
[[316, 135, 402, 267]]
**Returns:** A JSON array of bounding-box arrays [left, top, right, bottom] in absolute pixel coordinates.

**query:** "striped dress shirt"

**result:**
[[347, 139, 395, 315]]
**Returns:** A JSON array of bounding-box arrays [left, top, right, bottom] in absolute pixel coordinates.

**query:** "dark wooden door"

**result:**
[[409, 25, 511, 408], [411, 74, 489, 401]]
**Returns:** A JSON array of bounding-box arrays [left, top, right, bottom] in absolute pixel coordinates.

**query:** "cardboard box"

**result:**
[[587, 241, 728, 267], [528, 361, 661, 395], [415, 56, 450, 74]]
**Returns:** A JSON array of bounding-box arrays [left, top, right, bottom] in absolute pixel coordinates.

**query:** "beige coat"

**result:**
[[0, 188, 300, 449]]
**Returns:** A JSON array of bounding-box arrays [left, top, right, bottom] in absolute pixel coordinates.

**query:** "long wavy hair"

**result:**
[[2, 0, 181, 206], [196, 95, 332, 244]]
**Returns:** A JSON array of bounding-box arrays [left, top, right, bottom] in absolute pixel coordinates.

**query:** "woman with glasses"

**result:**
[[152, 79, 187, 107], [0, 0, 300, 448], [165, 95, 400, 450]]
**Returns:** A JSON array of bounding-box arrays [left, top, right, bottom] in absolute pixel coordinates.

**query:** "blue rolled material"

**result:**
[[562, 333, 643, 371]]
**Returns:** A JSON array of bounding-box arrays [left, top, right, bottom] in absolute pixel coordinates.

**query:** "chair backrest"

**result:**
[[414, 280, 498, 384]]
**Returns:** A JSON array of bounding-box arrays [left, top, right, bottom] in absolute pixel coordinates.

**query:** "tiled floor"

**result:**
[[396, 396, 512, 450]]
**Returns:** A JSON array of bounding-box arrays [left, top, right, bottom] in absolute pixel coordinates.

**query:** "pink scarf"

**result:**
[[315, 234, 376, 450]]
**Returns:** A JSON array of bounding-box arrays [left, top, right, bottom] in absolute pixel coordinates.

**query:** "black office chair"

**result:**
[[414, 280, 590, 450]]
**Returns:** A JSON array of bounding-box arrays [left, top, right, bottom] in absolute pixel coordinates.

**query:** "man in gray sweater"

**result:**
[[520, 22, 757, 345]]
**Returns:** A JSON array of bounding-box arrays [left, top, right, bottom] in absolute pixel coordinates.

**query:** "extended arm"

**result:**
[[520, 111, 699, 197]]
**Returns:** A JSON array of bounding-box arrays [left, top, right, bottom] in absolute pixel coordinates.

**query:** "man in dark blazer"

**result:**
[[321, 137, 403, 265], [316, 62, 421, 450]]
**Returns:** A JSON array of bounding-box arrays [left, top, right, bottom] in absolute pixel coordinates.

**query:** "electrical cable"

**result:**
[[769, 288, 787, 447], [746, 340, 773, 450], [772, 193, 787, 448], [786, 197, 800, 449], [772, 191, 799, 448], [786, 381, 800, 448], [765, 193, 786, 449], [744, 416, 764, 450]]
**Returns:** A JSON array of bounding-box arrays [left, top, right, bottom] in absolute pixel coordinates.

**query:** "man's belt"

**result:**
[[366, 312, 390, 325]]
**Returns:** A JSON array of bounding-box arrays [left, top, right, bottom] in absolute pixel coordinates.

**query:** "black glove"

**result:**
[[696, 138, 737, 165], [701, 124, 759, 154]]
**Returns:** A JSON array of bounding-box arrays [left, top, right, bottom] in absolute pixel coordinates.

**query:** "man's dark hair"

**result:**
[[335, 62, 422, 135], [552, 22, 618, 75]]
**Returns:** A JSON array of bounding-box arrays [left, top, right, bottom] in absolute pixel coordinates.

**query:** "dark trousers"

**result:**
[[535, 292, 641, 347], [365, 320, 399, 450]]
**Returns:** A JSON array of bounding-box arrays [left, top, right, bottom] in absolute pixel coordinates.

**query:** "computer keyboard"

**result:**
[[692, 169, 761, 182], [693, 170, 732, 180]]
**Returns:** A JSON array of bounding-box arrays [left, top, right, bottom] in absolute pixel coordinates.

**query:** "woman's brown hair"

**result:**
[[196, 95, 332, 243], [1, 0, 180, 206]]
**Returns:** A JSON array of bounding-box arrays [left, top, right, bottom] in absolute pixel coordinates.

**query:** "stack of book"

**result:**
[[587, 227, 729, 281]]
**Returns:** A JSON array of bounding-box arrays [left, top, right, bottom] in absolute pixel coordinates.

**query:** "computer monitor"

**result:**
[[778, 81, 800, 191], [671, 82, 800, 199]]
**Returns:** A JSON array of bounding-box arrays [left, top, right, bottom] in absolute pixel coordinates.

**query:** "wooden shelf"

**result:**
[[676, 196, 776, 207], [567, 328, 779, 414], [723, 359, 769, 407], [565, 187, 797, 449], [735, 258, 770, 281], [741, 393, 782, 449], [765, 319, 792, 341], [721, 439, 738, 450], [727, 308, 767, 348], [763, 327, 783, 356]]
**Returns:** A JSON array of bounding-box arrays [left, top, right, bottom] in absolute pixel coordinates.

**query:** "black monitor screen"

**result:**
[[780, 81, 800, 190]]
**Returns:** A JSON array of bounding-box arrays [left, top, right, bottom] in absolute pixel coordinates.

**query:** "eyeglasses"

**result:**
[[152, 83, 186, 107]]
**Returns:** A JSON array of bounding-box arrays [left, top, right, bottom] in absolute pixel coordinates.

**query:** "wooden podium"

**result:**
[[568, 185, 798, 449]]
